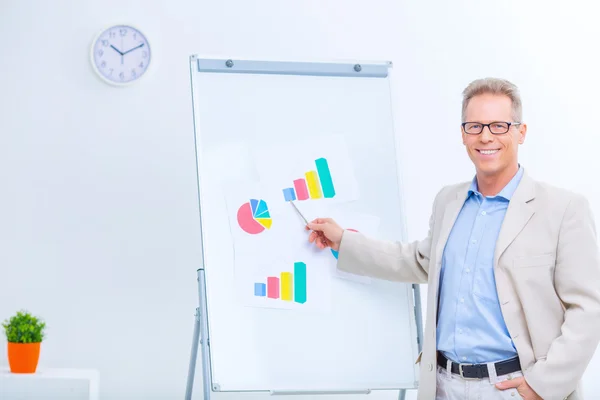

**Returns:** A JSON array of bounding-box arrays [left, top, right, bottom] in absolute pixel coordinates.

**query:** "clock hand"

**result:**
[[122, 43, 144, 55], [110, 44, 123, 55]]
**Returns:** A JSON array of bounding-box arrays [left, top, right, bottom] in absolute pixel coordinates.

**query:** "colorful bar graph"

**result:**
[[305, 170, 322, 199], [281, 158, 336, 202], [315, 158, 335, 198], [253, 262, 307, 304], [294, 262, 307, 304], [254, 283, 266, 297], [294, 179, 309, 201], [281, 272, 293, 301], [267, 277, 280, 299], [282, 188, 296, 201]]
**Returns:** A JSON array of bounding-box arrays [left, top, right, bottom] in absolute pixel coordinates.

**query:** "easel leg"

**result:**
[[185, 308, 201, 400], [185, 269, 213, 400], [398, 284, 423, 400]]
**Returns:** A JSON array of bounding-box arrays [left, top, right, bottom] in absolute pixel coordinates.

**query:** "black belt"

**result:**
[[437, 351, 521, 379]]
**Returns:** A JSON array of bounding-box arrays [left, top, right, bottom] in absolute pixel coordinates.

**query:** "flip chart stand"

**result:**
[[184, 55, 424, 399], [185, 268, 424, 399]]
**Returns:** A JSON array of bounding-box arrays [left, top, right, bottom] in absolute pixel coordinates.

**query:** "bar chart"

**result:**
[[282, 157, 336, 202], [254, 262, 307, 304]]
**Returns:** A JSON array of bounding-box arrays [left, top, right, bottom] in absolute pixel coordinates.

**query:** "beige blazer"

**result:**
[[337, 168, 600, 400]]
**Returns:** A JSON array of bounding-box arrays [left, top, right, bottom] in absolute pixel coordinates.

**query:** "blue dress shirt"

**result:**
[[436, 166, 524, 364]]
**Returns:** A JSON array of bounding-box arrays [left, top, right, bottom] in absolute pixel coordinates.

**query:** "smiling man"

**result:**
[[307, 78, 600, 400]]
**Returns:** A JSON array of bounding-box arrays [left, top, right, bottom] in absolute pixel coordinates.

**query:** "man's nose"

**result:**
[[480, 126, 494, 142]]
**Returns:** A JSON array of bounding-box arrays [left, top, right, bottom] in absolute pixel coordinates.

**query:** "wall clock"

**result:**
[[90, 24, 151, 86]]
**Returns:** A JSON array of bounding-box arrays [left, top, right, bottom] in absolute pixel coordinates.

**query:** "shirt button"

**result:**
[[460, 298, 464, 303], [462, 356, 467, 361], [481, 211, 487, 215], [428, 363, 433, 371], [458, 328, 463, 334], [471, 239, 477, 244], [465, 268, 470, 273]]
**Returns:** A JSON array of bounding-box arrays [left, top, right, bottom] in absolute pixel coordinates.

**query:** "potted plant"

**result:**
[[2, 310, 46, 373]]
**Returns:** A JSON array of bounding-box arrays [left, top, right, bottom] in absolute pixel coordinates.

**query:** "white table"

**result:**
[[0, 367, 99, 400]]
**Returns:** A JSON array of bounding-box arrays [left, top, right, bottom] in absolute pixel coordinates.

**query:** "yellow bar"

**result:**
[[305, 170, 322, 199], [281, 272, 293, 301]]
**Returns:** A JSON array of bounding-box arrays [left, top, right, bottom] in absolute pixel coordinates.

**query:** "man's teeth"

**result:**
[[480, 149, 498, 155]]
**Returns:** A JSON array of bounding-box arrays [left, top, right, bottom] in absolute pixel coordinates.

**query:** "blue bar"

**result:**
[[283, 188, 296, 202], [254, 283, 266, 297], [196, 58, 389, 78]]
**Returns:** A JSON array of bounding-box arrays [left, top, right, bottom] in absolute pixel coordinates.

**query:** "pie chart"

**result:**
[[237, 199, 272, 234], [331, 228, 358, 259]]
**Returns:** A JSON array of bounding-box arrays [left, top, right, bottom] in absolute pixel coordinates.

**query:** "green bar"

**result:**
[[315, 158, 335, 198], [294, 262, 307, 304]]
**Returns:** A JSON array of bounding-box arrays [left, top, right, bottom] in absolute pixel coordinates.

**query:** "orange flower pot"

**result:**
[[7, 342, 41, 373]]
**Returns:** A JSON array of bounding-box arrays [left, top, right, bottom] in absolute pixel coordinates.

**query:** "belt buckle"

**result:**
[[458, 363, 478, 380]]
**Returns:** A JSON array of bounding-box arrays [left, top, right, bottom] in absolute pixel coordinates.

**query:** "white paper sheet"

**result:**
[[224, 180, 333, 311], [223, 180, 288, 257], [224, 180, 315, 263], [234, 247, 332, 313], [251, 134, 359, 205]]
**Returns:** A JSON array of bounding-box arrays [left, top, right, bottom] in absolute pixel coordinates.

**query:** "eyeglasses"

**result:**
[[462, 121, 521, 135]]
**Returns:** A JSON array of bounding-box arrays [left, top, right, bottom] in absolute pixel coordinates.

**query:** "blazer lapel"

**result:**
[[494, 170, 536, 266], [434, 186, 469, 268]]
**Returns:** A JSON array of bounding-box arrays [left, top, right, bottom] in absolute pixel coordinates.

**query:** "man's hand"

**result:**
[[306, 218, 344, 251], [496, 376, 542, 400]]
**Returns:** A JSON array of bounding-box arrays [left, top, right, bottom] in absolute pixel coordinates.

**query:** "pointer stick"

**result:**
[[289, 201, 328, 246], [289, 201, 309, 225]]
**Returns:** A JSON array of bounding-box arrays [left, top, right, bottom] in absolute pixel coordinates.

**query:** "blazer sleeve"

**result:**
[[524, 194, 600, 400], [335, 192, 439, 284]]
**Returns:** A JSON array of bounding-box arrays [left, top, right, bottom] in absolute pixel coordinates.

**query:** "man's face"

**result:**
[[462, 93, 527, 177]]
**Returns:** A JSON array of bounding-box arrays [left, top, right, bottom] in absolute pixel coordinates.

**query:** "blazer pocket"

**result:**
[[509, 253, 562, 360], [512, 253, 556, 268]]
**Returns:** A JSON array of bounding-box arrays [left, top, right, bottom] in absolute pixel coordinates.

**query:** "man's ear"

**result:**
[[518, 123, 527, 144]]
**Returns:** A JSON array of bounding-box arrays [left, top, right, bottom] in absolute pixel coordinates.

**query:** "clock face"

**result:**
[[91, 25, 151, 85]]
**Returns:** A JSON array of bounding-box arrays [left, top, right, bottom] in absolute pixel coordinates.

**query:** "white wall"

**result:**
[[1, 0, 599, 399]]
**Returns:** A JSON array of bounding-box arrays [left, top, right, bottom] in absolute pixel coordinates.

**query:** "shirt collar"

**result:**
[[468, 165, 524, 201]]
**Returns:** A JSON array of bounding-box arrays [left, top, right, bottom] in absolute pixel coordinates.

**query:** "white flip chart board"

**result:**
[[188, 56, 422, 395]]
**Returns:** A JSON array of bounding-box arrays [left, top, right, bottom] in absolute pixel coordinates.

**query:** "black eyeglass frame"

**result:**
[[461, 121, 522, 135]]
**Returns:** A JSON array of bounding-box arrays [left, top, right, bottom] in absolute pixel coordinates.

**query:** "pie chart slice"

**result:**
[[255, 209, 270, 219], [254, 200, 268, 217], [250, 199, 259, 215], [255, 218, 272, 229], [237, 203, 265, 234]]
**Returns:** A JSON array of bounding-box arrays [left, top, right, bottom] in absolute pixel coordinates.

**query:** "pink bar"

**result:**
[[294, 179, 309, 201], [267, 277, 280, 299]]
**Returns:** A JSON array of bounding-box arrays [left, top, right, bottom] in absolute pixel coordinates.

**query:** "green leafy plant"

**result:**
[[2, 310, 46, 343]]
